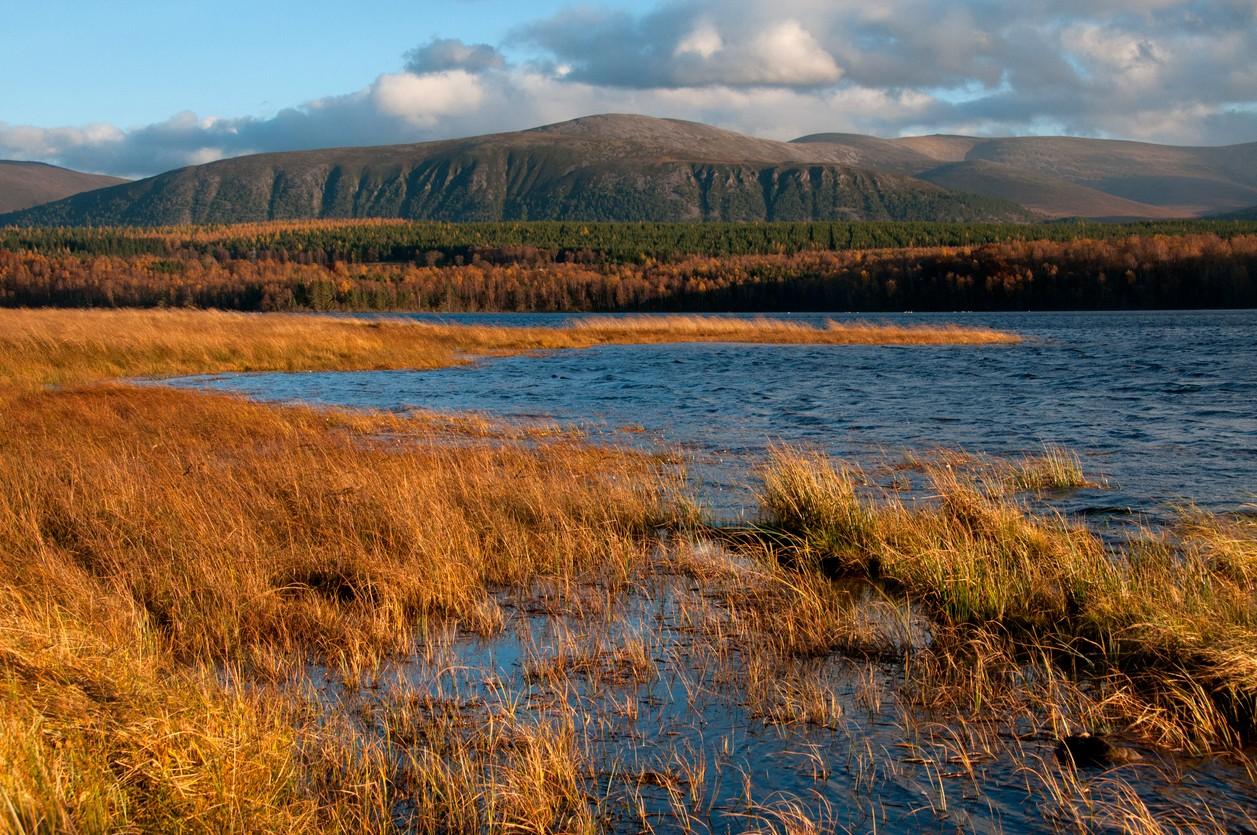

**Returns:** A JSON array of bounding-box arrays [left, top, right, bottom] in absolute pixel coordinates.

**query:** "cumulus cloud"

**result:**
[[673, 20, 842, 86], [516, 10, 842, 88], [1, 0, 1254, 178], [372, 70, 486, 125]]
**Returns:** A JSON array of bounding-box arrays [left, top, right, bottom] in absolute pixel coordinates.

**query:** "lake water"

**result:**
[[160, 309, 1257, 830], [166, 310, 1257, 523]]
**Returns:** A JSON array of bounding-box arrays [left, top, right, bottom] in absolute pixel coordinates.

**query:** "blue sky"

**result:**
[[3, 0, 1255, 176], [1, 0, 582, 127]]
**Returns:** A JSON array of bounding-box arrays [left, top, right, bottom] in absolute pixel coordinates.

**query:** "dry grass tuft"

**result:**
[[1012, 445, 1097, 491], [759, 446, 1257, 749]]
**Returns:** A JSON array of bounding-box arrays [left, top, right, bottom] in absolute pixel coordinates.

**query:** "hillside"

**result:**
[[915, 160, 1182, 219], [0, 161, 126, 213], [793, 133, 1257, 219], [0, 116, 1029, 226]]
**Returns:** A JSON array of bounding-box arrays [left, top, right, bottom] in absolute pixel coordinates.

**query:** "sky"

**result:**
[[2, 0, 1255, 177]]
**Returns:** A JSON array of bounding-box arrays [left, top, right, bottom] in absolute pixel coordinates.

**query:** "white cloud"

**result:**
[[744, 20, 842, 86], [183, 147, 227, 165], [674, 22, 723, 59], [1, 0, 1253, 177], [371, 70, 485, 126]]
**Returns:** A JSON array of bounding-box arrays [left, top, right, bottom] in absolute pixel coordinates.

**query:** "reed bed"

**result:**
[[0, 308, 1018, 390]]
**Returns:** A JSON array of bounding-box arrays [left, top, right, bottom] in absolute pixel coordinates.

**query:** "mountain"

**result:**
[[0, 116, 1030, 226], [3, 115, 1253, 227], [794, 133, 1257, 219], [0, 161, 126, 214], [915, 160, 1183, 219]]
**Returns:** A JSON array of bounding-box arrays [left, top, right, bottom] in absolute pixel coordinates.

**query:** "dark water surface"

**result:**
[[166, 310, 1257, 522]]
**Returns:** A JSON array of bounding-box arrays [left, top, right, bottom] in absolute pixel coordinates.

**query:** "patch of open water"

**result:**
[[165, 310, 1257, 524]]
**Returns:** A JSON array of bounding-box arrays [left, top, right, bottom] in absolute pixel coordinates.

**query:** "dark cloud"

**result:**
[[404, 38, 507, 74]]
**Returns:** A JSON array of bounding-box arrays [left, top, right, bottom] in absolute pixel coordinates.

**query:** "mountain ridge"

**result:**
[[0, 116, 1029, 226], [2, 114, 1254, 226], [792, 131, 1257, 218]]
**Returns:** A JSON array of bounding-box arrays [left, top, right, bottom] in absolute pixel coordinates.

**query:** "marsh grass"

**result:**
[[758, 447, 1257, 750], [0, 308, 1018, 390], [0, 309, 1248, 832], [1012, 445, 1098, 491], [0, 382, 680, 830], [567, 315, 1019, 346]]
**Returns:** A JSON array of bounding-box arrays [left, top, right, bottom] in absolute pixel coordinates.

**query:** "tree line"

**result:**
[[4, 219, 1257, 265], [2, 233, 1253, 312]]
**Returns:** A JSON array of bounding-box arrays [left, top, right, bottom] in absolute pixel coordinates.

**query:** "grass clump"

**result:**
[[758, 447, 1257, 749], [758, 447, 877, 564], [1011, 445, 1096, 491]]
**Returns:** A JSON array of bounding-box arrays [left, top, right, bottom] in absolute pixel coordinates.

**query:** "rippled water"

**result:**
[[161, 310, 1257, 830], [167, 310, 1257, 522]]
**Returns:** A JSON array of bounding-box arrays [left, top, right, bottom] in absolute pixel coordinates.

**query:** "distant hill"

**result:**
[[1213, 205, 1257, 220], [0, 116, 1030, 226], [795, 133, 1257, 219], [915, 160, 1182, 219], [3, 115, 1254, 227], [0, 161, 126, 214]]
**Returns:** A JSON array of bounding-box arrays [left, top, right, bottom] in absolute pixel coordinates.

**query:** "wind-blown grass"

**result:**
[[759, 447, 1257, 748], [1012, 445, 1096, 491]]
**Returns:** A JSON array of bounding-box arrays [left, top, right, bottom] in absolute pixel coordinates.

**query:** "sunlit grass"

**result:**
[[0, 308, 1249, 832], [0, 382, 679, 829], [1012, 445, 1096, 491], [758, 447, 1257, 749], [0, 308, 1018, 391]]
